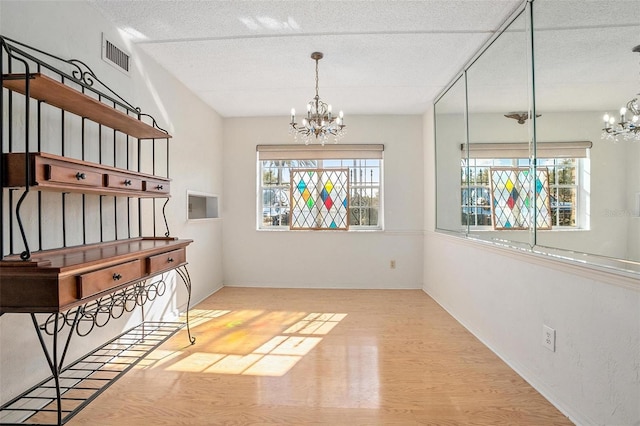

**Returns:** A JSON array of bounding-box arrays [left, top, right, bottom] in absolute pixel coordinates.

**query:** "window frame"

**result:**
[[460, 142, 591, 231], [257, 145, 384, 231], [461, 157, 585, 230]]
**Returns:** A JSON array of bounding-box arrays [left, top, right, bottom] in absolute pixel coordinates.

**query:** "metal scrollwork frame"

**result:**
[[2, 35, 141, 114], [24, 269, 194, 425], [175, 265, 196, 345], [38, 276, 168, 338], [0, 35, 172, 261]]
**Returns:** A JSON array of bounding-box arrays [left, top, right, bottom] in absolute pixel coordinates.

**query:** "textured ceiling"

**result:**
[[88, 0, 640, 117]]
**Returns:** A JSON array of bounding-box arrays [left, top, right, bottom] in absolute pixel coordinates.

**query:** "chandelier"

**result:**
[[289, 52, 346, 145], [602, 45, 640, 141]]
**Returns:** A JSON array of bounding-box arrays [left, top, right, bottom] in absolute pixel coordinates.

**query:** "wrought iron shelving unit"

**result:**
[[0, 36, 195, 425]]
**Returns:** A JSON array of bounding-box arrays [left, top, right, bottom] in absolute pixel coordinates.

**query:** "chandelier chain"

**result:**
[[315, 57, 320, 100]]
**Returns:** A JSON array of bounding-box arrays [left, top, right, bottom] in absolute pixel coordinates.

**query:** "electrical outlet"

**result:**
[[543, 325, 556, 352], [390, 260, 396, 269]]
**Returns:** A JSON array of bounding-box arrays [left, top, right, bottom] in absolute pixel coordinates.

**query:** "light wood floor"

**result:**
[[67, 288, 572, 425]]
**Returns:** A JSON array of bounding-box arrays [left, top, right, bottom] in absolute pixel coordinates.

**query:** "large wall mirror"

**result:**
[[434, 0, 640, 275], [533, 0, 640, 267], [465, 10, 531, 246], [435, 75, 466, 234]]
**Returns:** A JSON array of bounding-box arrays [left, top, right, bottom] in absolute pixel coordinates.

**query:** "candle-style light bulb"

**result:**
[[291, 108, 296, 124], [603, 113, 610, 123], [620, 107, 627, 121]]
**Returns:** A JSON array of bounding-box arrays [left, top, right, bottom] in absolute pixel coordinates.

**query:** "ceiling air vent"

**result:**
[[102, 34, 130, 75]]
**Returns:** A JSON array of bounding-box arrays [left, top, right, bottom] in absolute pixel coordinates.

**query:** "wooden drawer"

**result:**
[[147, 248, 186, 275], [45, 164, 103, 188], [77, 259, 143, 299], [3, 153, 172, 199], [143, 179, 170, 195], [105, 173, 143, 191], [1, 238, 192, 313]]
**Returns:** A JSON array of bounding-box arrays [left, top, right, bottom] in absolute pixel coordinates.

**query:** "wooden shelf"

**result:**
[[2, 73, 171, 140], [0, 237, 192, 313], [2, 152, 171, 197], [1, 42, 194, 425]]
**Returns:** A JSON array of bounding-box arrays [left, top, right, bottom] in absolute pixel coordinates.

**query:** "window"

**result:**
[[461, 142, 590, 229], [257, 145, 383, 230], [540, 158, 578, 227]]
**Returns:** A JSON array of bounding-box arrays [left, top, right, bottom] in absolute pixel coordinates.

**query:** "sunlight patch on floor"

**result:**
[[243, 355, 301, 376], [151, 310, 346, 377], [183, 309, 231, 329]]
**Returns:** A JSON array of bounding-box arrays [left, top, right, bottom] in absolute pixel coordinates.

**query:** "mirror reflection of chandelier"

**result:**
[[602, 45, 640, 141], [289, 52, 346, 145]]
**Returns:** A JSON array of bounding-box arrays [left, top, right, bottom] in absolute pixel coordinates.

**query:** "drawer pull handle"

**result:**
[[156, 185, 164, 190], [76, 172, 86, 180], [124, 179, 132, 186], [112, 273, 122, 281], [167, 257, 174, 263]]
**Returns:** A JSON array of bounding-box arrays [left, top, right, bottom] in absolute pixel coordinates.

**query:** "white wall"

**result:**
[[0, 0, 223, 403], [424, 107, 640, 426], [222, 115, 424, 289]]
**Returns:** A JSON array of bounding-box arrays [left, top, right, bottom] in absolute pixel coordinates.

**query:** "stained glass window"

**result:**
[[258, 150, 382, 231], [290, 169, 349, 230], [490, 167, 552, 230], [462, 157, 582, 229]]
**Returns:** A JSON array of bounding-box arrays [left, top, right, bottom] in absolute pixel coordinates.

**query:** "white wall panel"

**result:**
[[222, 115, 424, 289], [423, 107, 640, 426]]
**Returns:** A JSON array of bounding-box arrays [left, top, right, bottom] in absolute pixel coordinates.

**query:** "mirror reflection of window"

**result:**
[[461, 156, 586, 230], [434, 0, 638, 270]]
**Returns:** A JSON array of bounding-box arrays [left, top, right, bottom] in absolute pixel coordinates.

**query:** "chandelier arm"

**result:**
[[627, 98, 639, 116], [600, 46, 640, 140]]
